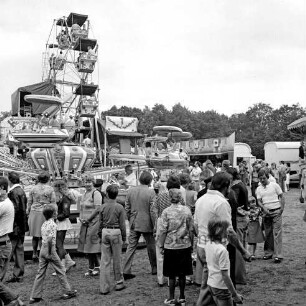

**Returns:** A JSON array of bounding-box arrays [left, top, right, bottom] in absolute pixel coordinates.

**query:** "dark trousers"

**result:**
[[123, 230, 157, 274], [0, 282, 17, 305], [8, 234, 25, 278], [88, 253, 100, 270], [56, 230, 67, 260]]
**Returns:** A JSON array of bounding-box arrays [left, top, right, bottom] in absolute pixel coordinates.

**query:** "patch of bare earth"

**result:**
[[5, 189, 306, 305]]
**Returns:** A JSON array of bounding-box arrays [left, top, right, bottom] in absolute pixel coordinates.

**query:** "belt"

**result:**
[[0, 240, 10, 246], [103, 225, 120, 229], [269, 207, 281, 212]]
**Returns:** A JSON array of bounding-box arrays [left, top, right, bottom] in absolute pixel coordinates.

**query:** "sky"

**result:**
[[0, 0, 305, 116]]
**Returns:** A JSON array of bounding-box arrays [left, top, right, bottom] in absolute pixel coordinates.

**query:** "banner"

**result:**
[[181, 132, 235, 156]]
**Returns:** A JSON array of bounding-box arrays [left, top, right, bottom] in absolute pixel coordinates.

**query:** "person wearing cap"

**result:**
[[99, 185, 126, 294]]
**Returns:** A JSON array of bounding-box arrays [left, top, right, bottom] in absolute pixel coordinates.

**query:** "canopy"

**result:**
[[74, 84, 98, 96], [11, 81, 58, 116], [170, 131, 192, 141], [287, 117, 306, 135], [56, 13, 88, 27], [144, 136, 168, 142], [24, 95, 62, 116], [153, 125, 182, 136], [73, 38, 97, 52]]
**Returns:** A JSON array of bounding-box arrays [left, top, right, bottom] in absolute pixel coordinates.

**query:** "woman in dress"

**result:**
[[27, 171, 56, 261], [53, 180, 76, 272], [77, 175, 102, 276]]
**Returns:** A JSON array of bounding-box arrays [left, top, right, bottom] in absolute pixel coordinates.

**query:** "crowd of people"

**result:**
[[0, 156, 290, 305]]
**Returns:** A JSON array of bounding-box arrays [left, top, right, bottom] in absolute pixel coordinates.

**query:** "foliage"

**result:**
[[102, 103, 306, 159]]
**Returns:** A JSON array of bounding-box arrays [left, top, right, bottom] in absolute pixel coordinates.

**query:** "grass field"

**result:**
[[4, 188, 306, 305]]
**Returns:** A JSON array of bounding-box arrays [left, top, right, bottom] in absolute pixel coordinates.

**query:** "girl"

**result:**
[[205, 218, 243, 306], [29, 205, 77, 304], [159, 188, 193, 306], [246, 197, 265, 259]]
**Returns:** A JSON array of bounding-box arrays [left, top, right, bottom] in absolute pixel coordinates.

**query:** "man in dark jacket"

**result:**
[[6, 172, 28, 283]]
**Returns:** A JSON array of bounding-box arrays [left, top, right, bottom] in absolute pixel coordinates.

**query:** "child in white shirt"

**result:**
[[204, 218, 243, 305]]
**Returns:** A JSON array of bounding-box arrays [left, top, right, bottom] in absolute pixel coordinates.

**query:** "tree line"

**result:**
[[102, 102, 306, 159]]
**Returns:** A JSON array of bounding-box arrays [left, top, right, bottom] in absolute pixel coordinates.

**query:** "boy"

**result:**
[[29, 205, 77, 304], [99, 185, 127, 294]]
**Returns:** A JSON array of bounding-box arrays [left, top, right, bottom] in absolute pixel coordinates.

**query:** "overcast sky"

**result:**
[[0, 0, 305, 116]]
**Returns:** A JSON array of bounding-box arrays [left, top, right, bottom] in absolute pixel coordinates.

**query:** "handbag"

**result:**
[[299, 188, 304, 203]]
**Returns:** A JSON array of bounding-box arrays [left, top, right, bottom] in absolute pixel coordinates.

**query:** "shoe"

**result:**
[[243, 253, 252, 262], [92, 267, 100, 276], [178, 298, 186, 306], [32, 256, 39, 263], [29, 298, 43, 304], [123, 273, 136, 280], [164, 299, 176, 305], [274, 257, 282, 263], [100, 291, 110, 295], [52, 272, 57, 276], [251, 255, 256, 260], [185, 278, 193, 286], [6, 276, 22, 283], [62, 290, 77, 300], [85, 269, 93, 277], [64, 254, 76, 273], [263, 255, 273, 260], [7, 297, 24, 306], [158, 283, 164, 287], [115, 283, 126, 291], [65, 261, 76, 273]]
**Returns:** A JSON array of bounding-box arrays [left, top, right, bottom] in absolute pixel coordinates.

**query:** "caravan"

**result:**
[[264, 142, 300, 185]]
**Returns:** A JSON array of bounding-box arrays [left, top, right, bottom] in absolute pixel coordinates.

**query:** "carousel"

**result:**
[[144, 125, 192, 169]]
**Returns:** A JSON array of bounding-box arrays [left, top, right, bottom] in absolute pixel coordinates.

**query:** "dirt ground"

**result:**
[[5, 188, 306, 305]]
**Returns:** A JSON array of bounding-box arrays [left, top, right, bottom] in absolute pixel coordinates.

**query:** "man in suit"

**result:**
[[123, 171, 157, 280], [6, 172, 28, 283]]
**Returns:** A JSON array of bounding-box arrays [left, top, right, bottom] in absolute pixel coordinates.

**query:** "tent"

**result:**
[[11, 81, 59, 116]]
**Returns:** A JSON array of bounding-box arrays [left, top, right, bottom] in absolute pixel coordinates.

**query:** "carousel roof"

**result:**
[[287, 117, 306, 134]]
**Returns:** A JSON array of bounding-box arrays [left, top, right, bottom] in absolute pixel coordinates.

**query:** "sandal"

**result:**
[[263, 255, 273, 260], [62, 290, 77, 300]]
